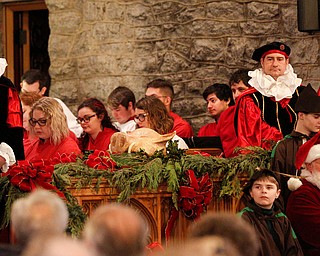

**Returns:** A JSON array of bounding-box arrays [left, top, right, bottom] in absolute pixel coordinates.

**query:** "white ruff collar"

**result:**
[[248, 64, 302, 101]]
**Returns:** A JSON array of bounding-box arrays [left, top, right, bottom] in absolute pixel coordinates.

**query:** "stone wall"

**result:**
[[45, 0, 320, 132]]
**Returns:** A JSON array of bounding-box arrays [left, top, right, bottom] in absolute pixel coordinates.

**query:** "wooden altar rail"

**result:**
[[69, 176, 248, 244]]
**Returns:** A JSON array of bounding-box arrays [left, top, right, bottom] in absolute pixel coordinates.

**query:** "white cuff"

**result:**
[[0, 142, 16, 173]]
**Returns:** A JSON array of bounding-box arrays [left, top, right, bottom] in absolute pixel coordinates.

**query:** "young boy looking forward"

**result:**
[[238, 169, 303, 256]]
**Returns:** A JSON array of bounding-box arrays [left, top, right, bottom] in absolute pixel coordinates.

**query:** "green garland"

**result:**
[[0, 142, 271, 237]]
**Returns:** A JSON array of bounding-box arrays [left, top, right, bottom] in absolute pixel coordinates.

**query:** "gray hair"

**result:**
[[11, 189, 69, 247]]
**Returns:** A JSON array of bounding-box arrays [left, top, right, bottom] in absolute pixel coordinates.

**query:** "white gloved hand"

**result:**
[[0, 142, 16, 173]]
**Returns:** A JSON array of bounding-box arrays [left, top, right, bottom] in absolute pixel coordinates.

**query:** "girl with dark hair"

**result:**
[[77, 98, 118, 151]]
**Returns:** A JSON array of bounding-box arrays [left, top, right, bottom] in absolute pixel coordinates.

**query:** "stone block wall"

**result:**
[[43, 0, 320, 133]]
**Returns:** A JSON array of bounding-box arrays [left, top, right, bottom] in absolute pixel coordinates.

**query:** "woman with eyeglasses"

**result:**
[[134, 96, 189, 149], [77, 98, 118, 151], [25, 97, 81, 161], [21, 92, 78, 148]]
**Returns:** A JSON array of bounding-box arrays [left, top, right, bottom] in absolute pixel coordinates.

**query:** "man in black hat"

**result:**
[[234, 42, 303, 151], [271, 84, 320, 208]]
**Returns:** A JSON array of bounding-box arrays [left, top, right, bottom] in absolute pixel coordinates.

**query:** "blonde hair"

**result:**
[[29, 97, 69, 145]]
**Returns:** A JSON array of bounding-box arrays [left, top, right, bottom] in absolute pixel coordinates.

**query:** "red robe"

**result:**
[[235, 88, 283, 149], [25, 136, 81, 161], [170, 111, 193, 138], [286, 180, 320, 256], [198, 122, 218, 137], [86, 127, 116, 151], [216, 106, 239, 157]]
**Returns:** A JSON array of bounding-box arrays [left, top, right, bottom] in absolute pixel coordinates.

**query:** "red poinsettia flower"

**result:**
[[51, 152, 78, 165], [84, 150, 116, 171]]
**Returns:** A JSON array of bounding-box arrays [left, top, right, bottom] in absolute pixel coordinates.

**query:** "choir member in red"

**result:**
[[198, 83, 234, 137], [77, 98, 118, 151], [145, 79, 193, 138], [25, 97, 81, 161], [235, 42, 300, 145], [216, 69, 251, 157]]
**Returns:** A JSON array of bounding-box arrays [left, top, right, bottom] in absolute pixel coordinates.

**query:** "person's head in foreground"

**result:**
[[189, 212, 259, 256], [11, 189, 69, 248], [22, 235, 95, 256], [157, 236, 240, 256], [82, 203, 149, 256]]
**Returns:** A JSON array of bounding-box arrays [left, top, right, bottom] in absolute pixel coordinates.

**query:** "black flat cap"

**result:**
[[252, 42, 291, 61]]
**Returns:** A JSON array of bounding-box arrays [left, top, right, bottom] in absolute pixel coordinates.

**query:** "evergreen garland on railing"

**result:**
[[0, 142, 271, 237]]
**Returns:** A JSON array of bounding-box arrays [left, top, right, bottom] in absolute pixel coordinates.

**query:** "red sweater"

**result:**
[[198, 122, 218, 137], [25, 136, 81, 161], [86, 127, 117, 151], [170, 111, 193, 137]]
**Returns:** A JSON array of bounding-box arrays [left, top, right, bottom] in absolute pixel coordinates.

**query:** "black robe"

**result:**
[[238, 200, 303, 256], [271, 131, 315, 208], [0, 76, 24, 160]]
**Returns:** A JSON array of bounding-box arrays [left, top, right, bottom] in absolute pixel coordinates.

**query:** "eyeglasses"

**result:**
[[76, 114, 97, 124], [134, 113, 148, 123], [29, 118, 48, 127]]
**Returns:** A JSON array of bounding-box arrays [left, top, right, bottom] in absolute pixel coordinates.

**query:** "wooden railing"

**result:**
[[69, 177, 246, 244]]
